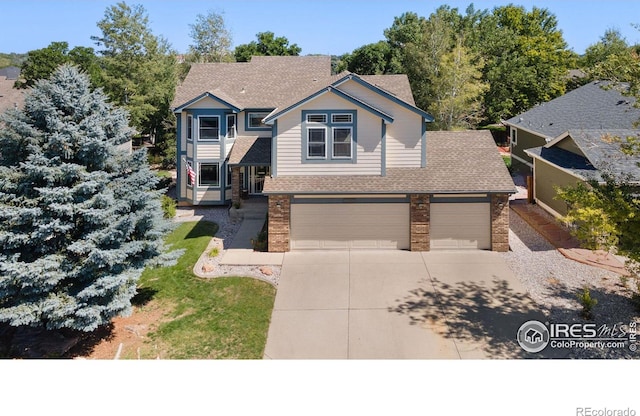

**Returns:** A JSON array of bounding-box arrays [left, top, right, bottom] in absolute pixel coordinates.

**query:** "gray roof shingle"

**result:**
[[263, 130, 515, 194], [505, 81, 640, 138], [527, 129, 640, 182]]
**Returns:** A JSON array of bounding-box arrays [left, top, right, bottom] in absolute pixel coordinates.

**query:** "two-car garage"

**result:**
[[288, 196, 492, 251]]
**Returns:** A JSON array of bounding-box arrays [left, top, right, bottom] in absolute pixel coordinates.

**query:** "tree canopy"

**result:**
[[0, 65, 178, 332], [234, 31, 301, 62], [188, 10, 233, 63]]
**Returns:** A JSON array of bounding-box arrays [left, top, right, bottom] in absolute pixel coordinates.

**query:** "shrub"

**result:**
[[161, 195, 177, 219], [208, 247, 220, 257], [577, 286, 598, 320]]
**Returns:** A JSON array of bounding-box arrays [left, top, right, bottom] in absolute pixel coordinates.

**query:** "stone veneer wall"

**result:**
[[410, 194, 430, 251], [231, 166, 241, 207], [268, 194, 290, 252], [491, 193, 509, 252]]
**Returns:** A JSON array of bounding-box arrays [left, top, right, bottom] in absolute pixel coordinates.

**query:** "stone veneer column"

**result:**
[[231, 166, 241, 207], [410, 194, 430, 251], [268, 194, 290, 252], [491, 193, 509, 252]]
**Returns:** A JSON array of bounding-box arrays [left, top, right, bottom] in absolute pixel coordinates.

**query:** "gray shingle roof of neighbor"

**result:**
[[0, 66, 20, 80], [527, 129, 640, 182], [172, 56, 418, 112], [505, 81, 640, 138], [227, 136, 271, 166], [263, 130, 516, 194]]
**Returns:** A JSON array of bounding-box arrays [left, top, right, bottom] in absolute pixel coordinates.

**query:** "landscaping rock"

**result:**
[[202, 263, 215, 273], [259, 266, 273, 276]]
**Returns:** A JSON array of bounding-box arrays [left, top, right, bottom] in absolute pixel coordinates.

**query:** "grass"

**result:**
[[135, 221, 276, 359]]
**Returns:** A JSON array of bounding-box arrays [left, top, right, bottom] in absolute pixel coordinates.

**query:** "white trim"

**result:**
[[331, 126, 353, 159], [197, 162, 220, 187], [307, 127, 327, 159], [307, 113, 328, 123], [248, 112, 270, 129], [186, 115, 193, 141], [331, 113, 352, 123], [198, 115, 220, 141], [511, 153, 533, 168]]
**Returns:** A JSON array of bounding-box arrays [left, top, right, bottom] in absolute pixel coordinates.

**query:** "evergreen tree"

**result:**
[[0, 65, 179, 332]]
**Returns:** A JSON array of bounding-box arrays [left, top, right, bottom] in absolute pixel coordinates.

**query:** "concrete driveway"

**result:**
[[263, 250, 548, 359]]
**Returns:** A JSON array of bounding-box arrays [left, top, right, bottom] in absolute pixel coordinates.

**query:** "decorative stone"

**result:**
[[202, 263, 215, 273], [259, 266, 273, 276]]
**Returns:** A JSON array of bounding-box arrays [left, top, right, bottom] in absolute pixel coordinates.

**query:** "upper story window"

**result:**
[[199, 116, 220, 141], [247, 112, 270, 130], [302, 110, 356, 163], [226, 114, 236, 139], [187, 115, 193, 141], [307, 128, 327, 158], [510, 127, 517, 146]]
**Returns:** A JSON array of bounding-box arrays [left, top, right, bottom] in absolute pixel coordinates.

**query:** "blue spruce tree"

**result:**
[[0, 65, 178, 332]]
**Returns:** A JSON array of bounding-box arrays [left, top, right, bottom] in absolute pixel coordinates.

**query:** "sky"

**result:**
[[1, 0, 640, 56]]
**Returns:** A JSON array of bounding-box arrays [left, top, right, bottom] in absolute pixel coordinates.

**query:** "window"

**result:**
[[199, 116, 219, 140], [186, 115, 193, 141], [303, 110, 355, 162], [248, 112, 269, 129], [333, 128, 352, 158], [226, 114, 236, 138], [307, 114, 327, 123], [332, 114, 352, 123], [198, 163, 219, 187], [510, 128, 517, 146], [307, 128, 326, 158], [226, 165, 232, 187]]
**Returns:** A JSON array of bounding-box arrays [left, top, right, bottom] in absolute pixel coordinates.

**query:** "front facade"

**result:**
[[172, 56, 515, 252]]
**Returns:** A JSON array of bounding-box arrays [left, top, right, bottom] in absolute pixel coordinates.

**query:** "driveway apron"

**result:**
[[263, 250, 548, 359]]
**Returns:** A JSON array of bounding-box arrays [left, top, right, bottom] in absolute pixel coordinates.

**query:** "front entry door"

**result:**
[[249, 166, 270, 194]]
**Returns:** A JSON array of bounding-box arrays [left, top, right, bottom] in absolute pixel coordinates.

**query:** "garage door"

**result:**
[[291, 202, 409, 250], [430, 203, 490, 250]]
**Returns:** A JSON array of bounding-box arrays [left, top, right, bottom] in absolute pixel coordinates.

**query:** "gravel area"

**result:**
[[173, 205, 280, 286], [503, 209, 639, 358]]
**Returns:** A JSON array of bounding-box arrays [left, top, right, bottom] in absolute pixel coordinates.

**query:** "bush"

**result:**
[[161, 195, 177, 219], [251, 216, 268, 252], [577, 286, 598, 320]]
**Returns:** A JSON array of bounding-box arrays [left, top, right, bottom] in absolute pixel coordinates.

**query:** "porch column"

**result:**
[[231, 166, 241, 207], [410, 194, 430, 251]]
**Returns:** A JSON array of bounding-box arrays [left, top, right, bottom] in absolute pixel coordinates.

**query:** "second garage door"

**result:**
[[290, 201, 409, 250], [430, 202, 491, 250]]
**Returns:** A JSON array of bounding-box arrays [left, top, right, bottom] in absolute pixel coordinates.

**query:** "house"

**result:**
[[504, 81, 640, 170], [524, 129, 640, 217], [504, 81, 640, 217], [172, 56, 515, 252], [0, 68, 25, 114]]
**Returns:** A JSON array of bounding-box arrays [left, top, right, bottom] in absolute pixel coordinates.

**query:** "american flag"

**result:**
[[186, 162, 196, 184]]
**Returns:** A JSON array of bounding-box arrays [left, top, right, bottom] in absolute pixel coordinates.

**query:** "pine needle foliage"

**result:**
[[0, 65, 179, 332]]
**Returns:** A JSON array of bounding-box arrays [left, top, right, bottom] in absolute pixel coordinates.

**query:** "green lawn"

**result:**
[[135, 221, 276, 359]]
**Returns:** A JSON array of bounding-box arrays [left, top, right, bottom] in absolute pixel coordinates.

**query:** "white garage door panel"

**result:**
[[430, 203, 491, 250], [291, 203, 409, 250]]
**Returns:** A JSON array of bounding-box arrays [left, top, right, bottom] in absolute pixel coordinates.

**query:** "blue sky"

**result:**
[[1, 1, 640, 56]]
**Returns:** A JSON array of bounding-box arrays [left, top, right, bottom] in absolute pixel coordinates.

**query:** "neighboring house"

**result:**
[[172, 56, 515, 252], [504, 81, 640, 169], [504, 81, 640, 218], [0, 67, 25, 114], [524, 129, 640, 217]]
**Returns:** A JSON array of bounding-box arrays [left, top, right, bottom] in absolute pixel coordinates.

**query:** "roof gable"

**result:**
[[505, 81, 640, 138]]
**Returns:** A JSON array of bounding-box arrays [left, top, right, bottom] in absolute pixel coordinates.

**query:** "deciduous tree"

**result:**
[[234, 31, 301, 62]]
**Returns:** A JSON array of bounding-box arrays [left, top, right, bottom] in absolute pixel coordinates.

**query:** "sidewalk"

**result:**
[[510, 201, 630, 276]]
